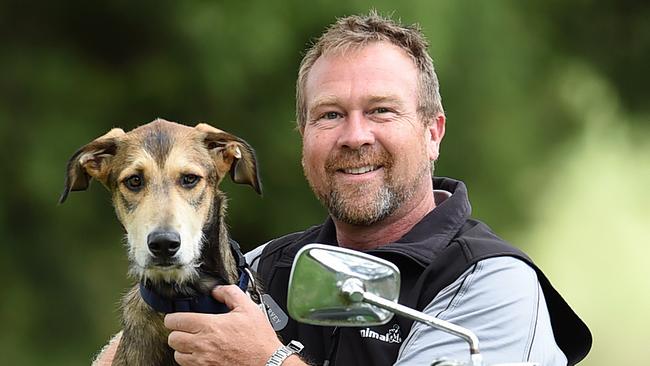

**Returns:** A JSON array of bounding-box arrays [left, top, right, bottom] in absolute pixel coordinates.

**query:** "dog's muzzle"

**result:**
[[147, 230, 181, 265]]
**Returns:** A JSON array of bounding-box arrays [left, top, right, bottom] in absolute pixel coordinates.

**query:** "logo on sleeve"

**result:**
[[359, 324, 402, 344]]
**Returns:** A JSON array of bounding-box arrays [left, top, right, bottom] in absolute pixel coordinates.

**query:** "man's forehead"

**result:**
[[306, 43, 417, 86], [309, 94, 406, 109]]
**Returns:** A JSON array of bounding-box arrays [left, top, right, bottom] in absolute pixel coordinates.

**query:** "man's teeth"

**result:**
[[343, 165, 378, 174]]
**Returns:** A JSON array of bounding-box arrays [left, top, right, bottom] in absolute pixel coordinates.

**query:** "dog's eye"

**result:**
[[123, 175, 143, 191], [180, 174, 201, 188]]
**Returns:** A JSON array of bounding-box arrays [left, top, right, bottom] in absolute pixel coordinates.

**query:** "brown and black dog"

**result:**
[[60, 119, 261, 365]]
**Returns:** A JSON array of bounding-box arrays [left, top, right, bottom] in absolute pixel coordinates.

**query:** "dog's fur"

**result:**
[[60, 119, 261, 365]]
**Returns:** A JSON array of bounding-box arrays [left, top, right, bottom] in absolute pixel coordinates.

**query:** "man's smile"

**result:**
[[339, 165, 381, 175]]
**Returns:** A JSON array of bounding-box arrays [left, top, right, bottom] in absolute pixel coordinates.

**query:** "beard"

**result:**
[[304, 145, 432, 226]]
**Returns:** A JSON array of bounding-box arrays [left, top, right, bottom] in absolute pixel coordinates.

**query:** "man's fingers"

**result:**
[[164, 312, 206, 333], [168, 330, 197, 353], [211, 285, 250, 310], [173, 350, 193, 366]]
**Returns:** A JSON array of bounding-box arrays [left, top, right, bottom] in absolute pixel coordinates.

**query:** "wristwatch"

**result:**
[[265, 340, 304, 366]]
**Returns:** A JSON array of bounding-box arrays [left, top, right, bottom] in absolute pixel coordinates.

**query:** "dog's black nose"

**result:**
[[147, 231, 181, 259]]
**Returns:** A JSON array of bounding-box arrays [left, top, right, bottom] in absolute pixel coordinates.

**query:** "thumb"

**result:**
[[212, 285, 250, 310]]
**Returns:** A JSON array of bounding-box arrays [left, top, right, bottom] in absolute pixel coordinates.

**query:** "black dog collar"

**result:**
[[139, 270, 249, 314], [139, 239, 252, 314]]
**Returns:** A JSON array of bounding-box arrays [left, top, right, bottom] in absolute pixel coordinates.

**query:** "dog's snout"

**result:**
[[147, 231, 181, 259]]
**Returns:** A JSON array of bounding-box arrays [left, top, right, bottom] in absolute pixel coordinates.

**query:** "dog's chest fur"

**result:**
[[114, 286, 174, 365]]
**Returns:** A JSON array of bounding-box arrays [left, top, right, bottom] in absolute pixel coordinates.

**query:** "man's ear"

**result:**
[[59, 128, 125, 204], [195, 123, 262, 195], [427, 114, 446, 161]]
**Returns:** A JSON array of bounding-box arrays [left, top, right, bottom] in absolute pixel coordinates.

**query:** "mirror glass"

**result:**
[[287, 243, 400, 326]]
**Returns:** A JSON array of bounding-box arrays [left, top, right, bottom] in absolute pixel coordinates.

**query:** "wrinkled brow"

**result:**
[[308, 94, 406, 116], [366, 95, 405, 106], [308, 96, 340, 116]]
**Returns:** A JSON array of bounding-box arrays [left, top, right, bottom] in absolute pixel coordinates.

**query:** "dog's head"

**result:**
[[60, 119, 261, 284]]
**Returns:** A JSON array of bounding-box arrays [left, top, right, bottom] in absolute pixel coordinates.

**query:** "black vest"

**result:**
[[256, 178, 592, 366]]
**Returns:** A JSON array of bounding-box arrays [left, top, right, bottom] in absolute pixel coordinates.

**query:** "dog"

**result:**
[[59, 118, 261, 365]]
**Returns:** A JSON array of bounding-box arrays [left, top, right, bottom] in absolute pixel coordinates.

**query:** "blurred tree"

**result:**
[[0, 0, 647, 364]]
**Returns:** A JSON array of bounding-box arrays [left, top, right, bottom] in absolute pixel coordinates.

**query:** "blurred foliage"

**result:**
[[0, 0, 648, 364]]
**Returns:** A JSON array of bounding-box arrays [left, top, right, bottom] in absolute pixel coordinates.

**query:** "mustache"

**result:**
[[325, 146, 393, 172]]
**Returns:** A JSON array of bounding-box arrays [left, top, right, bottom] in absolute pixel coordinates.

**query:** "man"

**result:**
[[97, 12, 591, 366]]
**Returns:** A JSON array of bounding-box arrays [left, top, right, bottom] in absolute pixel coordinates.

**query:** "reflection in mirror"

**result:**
[[287, 244, 400, 327], [310, 248, 397, 280]]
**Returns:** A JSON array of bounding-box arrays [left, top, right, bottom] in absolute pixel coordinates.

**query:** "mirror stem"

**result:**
[[341, 278, 483, 366]]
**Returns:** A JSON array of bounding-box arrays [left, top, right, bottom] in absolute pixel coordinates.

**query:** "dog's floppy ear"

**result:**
[[195, 123, 262, 195], [59, 128, 125, 204]]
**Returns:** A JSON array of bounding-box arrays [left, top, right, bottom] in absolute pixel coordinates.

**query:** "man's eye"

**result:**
[[123, 175, 144, 191], [180, 174, 201, 188], [373, 107, 390, 114], [322, 112, 341, 120]]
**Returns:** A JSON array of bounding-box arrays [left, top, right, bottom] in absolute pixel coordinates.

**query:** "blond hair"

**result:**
[[296, 11, 443, 129]]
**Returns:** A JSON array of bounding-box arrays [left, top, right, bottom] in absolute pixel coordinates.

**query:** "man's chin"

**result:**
[[327, 190, 395, 226], [332, 178, 384, 197]]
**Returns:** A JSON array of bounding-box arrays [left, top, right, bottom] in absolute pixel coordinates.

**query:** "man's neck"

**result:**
[[334, 183, 436, 250]]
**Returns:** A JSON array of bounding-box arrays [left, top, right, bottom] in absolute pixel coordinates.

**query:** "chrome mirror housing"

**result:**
[[287, 243, 400, 326]]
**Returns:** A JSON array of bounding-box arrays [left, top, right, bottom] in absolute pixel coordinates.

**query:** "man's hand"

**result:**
[[165, 285, 301, 366]]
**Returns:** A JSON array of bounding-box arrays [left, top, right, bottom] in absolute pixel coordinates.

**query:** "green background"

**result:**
[[1, 0, 648, 364]]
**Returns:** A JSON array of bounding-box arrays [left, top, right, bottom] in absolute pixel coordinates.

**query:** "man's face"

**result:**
[[301, 42, 444, 225]]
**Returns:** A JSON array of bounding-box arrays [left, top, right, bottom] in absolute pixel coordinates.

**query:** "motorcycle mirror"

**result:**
[[287, 245, 540, 366], [287, 243, 400, 326]]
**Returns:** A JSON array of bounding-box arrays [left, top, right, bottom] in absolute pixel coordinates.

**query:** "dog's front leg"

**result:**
[[112, 285, 177, 366]]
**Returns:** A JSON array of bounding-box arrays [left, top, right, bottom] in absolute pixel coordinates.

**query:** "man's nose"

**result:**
[[337, 111, 375, 149]]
